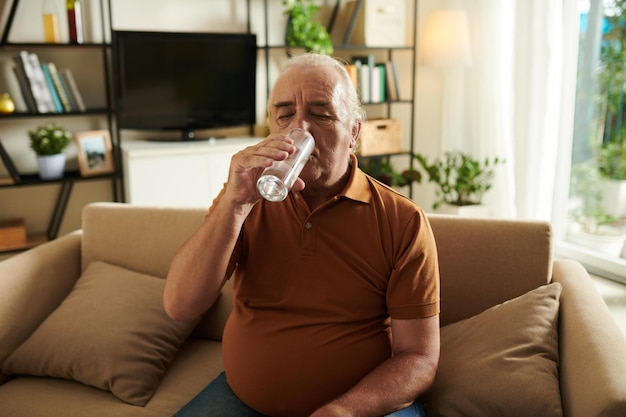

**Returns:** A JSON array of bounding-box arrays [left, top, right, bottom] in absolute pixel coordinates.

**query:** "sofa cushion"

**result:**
[[1, 261, 198, 406], [422, 282, 563, 417]]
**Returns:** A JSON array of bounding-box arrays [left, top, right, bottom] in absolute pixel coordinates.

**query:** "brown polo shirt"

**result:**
[[216, 154, 440, 417]]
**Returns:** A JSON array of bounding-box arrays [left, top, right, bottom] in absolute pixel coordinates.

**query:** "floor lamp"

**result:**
[[419, 9, 472, 152]]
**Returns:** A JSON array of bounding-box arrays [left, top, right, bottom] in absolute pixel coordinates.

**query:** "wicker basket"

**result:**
[[357, 118, 403, 156]]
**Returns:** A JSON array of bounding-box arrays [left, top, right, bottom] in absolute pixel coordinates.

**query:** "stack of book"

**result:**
[[12, 50, 86, 114], [344, 54, 400, 104]]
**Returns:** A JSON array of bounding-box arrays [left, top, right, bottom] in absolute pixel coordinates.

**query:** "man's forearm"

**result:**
[[311, 350, 438, 417], [163, 196, 250, 322]]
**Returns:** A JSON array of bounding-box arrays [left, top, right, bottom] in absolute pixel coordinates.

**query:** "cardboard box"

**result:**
[[357, 118, 403, 156], [343, 0, 408, 47], [0, 218, 27, 251]]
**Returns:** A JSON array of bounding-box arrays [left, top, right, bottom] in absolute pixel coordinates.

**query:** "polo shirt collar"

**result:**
[[341, 153, 371, 204]]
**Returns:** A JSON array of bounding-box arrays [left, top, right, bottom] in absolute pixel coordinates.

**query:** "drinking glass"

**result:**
[[257, 128, 315, 202]]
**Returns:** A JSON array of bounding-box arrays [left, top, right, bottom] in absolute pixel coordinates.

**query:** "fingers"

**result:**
[[236, 135, 296, 170]]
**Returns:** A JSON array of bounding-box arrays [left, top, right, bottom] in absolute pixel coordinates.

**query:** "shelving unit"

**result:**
[[260, 0, 418, 198], [0, 0, 118, 252]]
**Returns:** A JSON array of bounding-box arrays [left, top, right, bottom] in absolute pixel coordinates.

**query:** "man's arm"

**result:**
[[311, 315, 440, 417], [163, 134, 300, 322]]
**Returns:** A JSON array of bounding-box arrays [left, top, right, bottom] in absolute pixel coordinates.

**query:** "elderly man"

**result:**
[[164, 53, 440, 417]]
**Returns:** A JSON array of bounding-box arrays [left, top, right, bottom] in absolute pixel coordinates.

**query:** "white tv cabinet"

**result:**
[[121, 137, 260, 208]]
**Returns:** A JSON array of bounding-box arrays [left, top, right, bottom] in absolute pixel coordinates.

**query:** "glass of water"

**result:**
[[256, 128, 315, 202]]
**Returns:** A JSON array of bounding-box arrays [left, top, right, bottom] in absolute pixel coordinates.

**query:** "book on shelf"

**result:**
[[11, 51, 87, 114], [61, 68, 86, 112], [47, 62, 74, 112], [40, 63, 64, 113], [26, 52, 58, 113], [15, 51, 50, 113], [12, 64, 37, 112], [385, 61, 399, 102], [352, 55, 391, 104]]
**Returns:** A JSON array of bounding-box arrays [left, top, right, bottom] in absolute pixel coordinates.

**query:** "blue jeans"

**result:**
[[173, 372, 426, 417]]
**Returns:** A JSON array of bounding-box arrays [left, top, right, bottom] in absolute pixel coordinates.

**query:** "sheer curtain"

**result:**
[[452, 0, 580, 220]]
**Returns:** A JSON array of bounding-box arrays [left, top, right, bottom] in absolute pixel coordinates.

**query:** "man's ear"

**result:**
[[350, 120, 362, 150]]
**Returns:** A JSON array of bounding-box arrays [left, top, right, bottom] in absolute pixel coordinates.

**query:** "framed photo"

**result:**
[[74, 130, 115, 177]]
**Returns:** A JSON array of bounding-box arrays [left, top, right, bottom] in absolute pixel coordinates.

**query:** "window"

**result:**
[[565, 0, 626, 281]]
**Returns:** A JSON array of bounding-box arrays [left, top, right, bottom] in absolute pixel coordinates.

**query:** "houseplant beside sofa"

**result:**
[[0, 202, 625, 417]]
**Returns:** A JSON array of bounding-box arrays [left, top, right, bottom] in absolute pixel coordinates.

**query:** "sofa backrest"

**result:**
[[427, 214, 553, 326], [81, 203, 553, 338]]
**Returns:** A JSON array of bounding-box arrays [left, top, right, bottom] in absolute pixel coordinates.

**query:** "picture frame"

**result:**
[[74, 130, 115, 177]]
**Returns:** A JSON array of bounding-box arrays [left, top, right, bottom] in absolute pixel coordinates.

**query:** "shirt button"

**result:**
[[305, 222, 313, 229]]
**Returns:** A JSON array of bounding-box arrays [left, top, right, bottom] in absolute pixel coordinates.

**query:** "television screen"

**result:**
[[112, 30, 257, 140]]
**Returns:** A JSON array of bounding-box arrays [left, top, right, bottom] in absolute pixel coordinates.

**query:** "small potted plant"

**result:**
[[283, 0, 334, 55], [568, 160, 625, 256], [28, 122, 72, 180], [414, 150, 503, 215], [596, 140, 626, 219]]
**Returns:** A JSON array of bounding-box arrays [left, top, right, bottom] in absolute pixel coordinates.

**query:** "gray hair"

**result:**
[[267, 53, 365, 126]]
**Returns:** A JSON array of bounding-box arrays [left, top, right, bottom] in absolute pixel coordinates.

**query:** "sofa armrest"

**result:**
[[552, 259, 626, 417], [0, 231, 82, 374]]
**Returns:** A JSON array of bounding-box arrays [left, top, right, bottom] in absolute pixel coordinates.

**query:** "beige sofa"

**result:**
[[0, 202, 625, 417]]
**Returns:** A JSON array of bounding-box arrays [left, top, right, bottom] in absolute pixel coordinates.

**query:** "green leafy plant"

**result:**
[[597, 140, 626, 180], [594, 0, 626, 180], [570, 161, 616, 234], [283, 0, 333, 55], [360, 157, 421, 188], [414, 151, 503, 209], [28, 123, 72, 156]]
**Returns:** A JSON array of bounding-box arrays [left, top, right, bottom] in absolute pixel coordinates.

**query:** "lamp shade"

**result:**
[[420, 9, 472, 67]]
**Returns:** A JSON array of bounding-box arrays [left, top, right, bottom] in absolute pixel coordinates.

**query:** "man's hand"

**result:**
[[224, 134, 304, 206]]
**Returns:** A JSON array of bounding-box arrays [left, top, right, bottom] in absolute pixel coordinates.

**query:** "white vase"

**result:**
[[37, 153, 66, 180]]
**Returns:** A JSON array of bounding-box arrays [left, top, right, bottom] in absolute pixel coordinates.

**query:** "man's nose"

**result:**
[[292, 115, 311, 132]]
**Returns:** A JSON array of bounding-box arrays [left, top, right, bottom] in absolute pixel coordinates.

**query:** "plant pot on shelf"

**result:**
[[36, 153, 66, 180]]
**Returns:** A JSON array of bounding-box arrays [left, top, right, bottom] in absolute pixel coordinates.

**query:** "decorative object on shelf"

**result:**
[[357, 118, 403, 156], [29, 122, 72, 180], [340, 0, 408, 47], [414, 150, 503, 210], [66, 0, 85, 44], [283, 0, 333, 55], [74, 130, 115, 177], [0, 93, 16, 114], [42, 0, 61, 43]]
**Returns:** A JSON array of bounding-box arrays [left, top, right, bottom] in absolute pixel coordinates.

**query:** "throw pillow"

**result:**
[[422, 283, 563, 417], [2, 261, 198, 406]]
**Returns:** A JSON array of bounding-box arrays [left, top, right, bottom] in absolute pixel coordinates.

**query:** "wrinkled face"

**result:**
[[268, 65, 359, 190]]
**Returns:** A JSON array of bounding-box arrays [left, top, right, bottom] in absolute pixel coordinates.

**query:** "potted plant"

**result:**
[[359, 157, 421, 188], [568, 161, 625, 256], [28, 122, 72, 180], [597, 140, 626, 218], [283, 0, 333, 55], [414, 150, 503, 215]]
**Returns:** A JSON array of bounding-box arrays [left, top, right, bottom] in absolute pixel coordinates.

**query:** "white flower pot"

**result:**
[[37, 154, 66, 180], [567, 225, 626, 258]]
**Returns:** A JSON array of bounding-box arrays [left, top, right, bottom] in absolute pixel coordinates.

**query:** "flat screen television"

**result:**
[[112, 30, 257, 141]]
